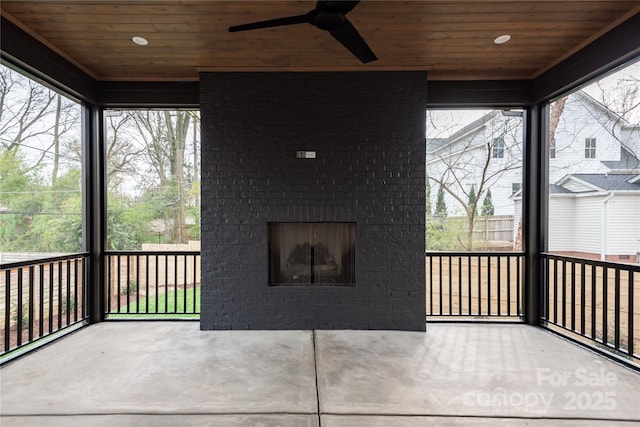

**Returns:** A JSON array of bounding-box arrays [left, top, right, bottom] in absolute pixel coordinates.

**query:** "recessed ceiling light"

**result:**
[[494, 34, 511, 45], [132, 36, 149, 46]]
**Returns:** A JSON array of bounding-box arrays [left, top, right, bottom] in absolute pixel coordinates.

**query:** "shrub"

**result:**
[[122, 280, 138, 295]]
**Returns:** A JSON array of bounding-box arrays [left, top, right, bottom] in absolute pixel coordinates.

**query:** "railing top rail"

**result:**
[[425, 251, 524, 257], [0, 252, 89, 270], [105, 250, 201, 256], [542, 252, 640, 272]]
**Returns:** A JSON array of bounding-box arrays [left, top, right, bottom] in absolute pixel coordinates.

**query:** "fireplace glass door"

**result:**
[[269, 222, 355, 286]]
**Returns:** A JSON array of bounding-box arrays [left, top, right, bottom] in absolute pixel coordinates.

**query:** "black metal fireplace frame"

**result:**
[[268, 222, 356, 287]]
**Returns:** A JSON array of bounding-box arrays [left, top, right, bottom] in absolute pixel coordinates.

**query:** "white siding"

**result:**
[[548, 196, 575, 251], [620, 126, 640, 163], [428, 170, 522, 217], [606, 193, 640, 254], [573, 196, 605, 253], [548, 193, 639, 256], [426, 113, 522, 217], [513, 198, 522, 243], [549, 92, 626, 183]]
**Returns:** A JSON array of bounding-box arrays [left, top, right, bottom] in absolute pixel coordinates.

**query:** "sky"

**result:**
[[582, 59, 640, 124]]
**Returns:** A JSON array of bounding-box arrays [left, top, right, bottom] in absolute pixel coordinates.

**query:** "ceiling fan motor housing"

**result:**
[[312, 12, 346, 30]]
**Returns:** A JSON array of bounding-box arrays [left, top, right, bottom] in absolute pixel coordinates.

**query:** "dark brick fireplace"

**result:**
[[200, 71, 426, 330]]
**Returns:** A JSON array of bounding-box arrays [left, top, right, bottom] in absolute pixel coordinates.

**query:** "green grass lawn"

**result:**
[[109, 286, 200, 319]]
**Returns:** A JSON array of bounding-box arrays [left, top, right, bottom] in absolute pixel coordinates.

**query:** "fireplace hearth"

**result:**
[[269, 223, 355, 286]]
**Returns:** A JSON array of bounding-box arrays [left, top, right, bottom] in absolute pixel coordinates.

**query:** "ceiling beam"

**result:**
[[427, 80, 531, 108], [532, 12, 640, 104], [3, 12, 639, 108], [0, 16, 99, 103], [98, 81, 199, 108]]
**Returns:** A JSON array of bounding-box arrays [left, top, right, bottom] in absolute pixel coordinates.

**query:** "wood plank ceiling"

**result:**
[[2, 1, 640, 81]]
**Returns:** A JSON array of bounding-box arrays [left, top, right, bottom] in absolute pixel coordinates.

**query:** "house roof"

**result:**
[[549, 184, 575, 194], [568, 173, 640, 191], [426, 110, 498, 153], [601, 147, 640, 171], [426, 138, 450, 154]]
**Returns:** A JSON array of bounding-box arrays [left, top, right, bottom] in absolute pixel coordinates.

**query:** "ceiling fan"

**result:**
[[228, 1, 377, 64]]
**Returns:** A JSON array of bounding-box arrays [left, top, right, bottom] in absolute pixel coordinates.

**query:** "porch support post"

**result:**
[[522, 103, 548, 325], [83, 104, 106, 323]]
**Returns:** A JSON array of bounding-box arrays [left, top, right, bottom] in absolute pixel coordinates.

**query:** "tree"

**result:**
[[99, 109, 200, 250], [427, 110, 523, 250], [427, 186, 451, 250], [2, 64, 204, 252], [1, 65, 82, 253], [585, 67, 640, 164], [130, 110, 192, 243], [425, 178, 432, 219], [0, 67, 55, 156], [434, 186, 448, 218], [34, 168, 83, 252], [104, 112, 144, 187], [0, 148, 41, 250], [468, 184, 478, 216], [1, 67, 79, 178], [481, 189, 494, 216], [164, 110, 191, 244]]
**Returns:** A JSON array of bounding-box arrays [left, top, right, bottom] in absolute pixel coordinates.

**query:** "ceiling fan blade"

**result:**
[[229, 14, 310, 32], [316, 1, 360, 14], [329, 18, 377, 63]]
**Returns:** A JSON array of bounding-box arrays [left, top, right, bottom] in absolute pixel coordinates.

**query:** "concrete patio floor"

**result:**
[[1, 323, 639, 426]]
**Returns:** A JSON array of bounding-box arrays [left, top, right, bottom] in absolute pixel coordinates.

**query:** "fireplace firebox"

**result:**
[[269, 222, 355, 286]]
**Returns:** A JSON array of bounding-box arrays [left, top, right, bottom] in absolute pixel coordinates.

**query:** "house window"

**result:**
[[492, 137, 505, 158], [512, 182, 521, 195], [550, 138, 556, 159], [585, 138, 596, 158]]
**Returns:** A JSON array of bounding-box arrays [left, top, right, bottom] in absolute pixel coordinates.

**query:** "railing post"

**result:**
[[84, 104, 106, 323], [522, 104, 548, 325]]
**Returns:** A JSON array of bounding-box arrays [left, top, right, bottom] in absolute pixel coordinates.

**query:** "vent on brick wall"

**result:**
[[268, 222, 355, 286]]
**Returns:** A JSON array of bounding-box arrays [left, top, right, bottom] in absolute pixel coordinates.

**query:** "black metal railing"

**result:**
[[426, 252, 524, 319], [542, 254, 639, 364], [1, 253, 89, 358], [105, 251, 201, 317]]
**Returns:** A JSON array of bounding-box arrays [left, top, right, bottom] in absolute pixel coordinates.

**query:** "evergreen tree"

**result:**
[[434, 187, 448, 218], [481, 189, 495, 216], [468, 184, 478, 216], [425, 178, 432, 218]]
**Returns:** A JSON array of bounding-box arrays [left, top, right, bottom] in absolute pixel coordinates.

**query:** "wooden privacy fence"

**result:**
[[432, 215, 516, 249], [426, 252, 524, 318], [426, 251, 639, 365], [1, 254, 88, 356], [472, 215, 515, 243], [542, 254, 639, 364], [105, 250, 201, 315]]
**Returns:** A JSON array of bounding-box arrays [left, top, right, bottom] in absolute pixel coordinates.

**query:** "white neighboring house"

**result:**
[[426, 110, 523, 217], [548, 91, 640, 182], [531, 90, 640, 260], [427, 90, 640, 259], [545, 173, 640, 261]]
